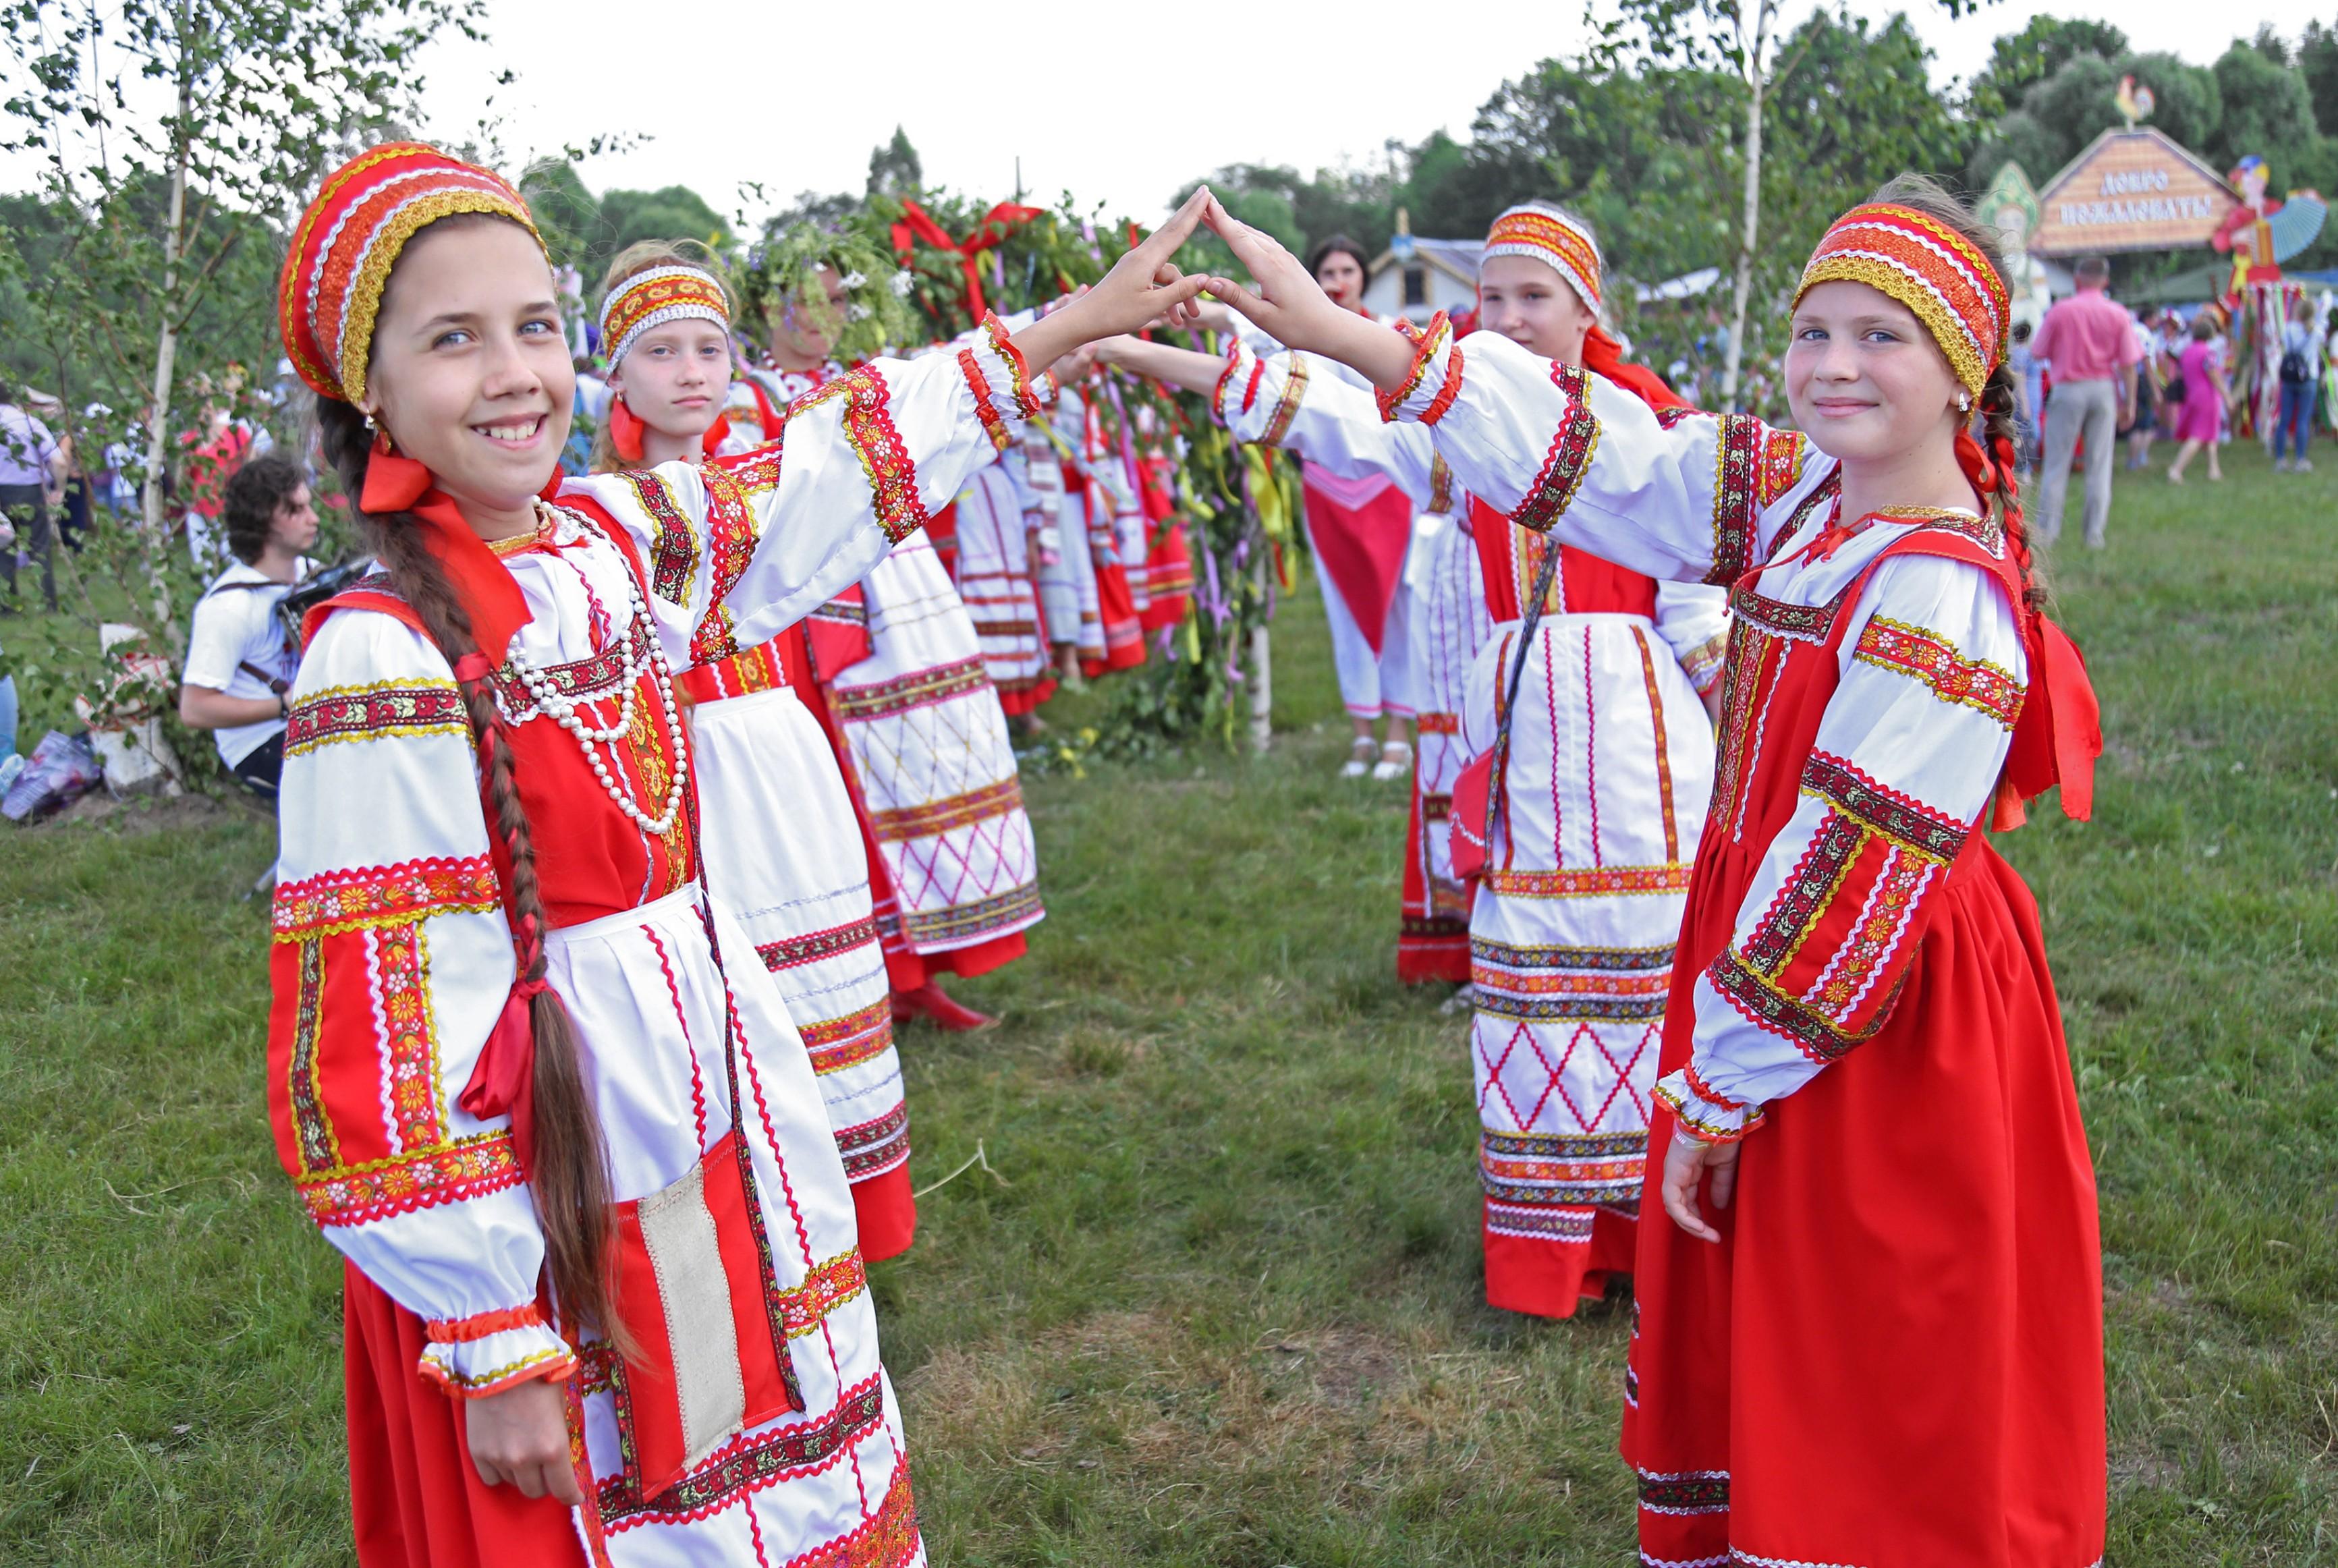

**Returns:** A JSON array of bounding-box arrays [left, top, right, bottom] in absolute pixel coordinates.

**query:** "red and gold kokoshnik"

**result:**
[[597, 264, 732, 372], [278, 142, 542, 405], [1793, 202, 2009, 396], [1481, 202, 1603, 310]]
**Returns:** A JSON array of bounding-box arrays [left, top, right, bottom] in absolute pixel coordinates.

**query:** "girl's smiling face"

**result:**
[[610, 318, 733, 441], [361, 216, 574, 525], [1785, 279, 1963, 465]]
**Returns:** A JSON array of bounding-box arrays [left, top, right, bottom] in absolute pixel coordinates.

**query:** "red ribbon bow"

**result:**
[[460, 968, 550, 1174], [890, 199, 1045, 323]]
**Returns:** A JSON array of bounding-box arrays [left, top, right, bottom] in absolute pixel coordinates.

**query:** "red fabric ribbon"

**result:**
[[460, 967, 549, 1174], [1583, 324, 1684, 413], [609, 394, 735, 466], [891, 199, 1045, 323], [609, 397, 647, 465], [1948, 424, 2100, 829], [356, 430, 545, 667]]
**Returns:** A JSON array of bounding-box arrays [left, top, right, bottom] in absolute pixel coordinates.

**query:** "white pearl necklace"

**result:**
[[497, 503, 690, 837]]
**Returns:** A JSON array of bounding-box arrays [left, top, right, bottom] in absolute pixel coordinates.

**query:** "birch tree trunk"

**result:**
[[137, 9, 195, 634], [1719, 0, 1773, 412]]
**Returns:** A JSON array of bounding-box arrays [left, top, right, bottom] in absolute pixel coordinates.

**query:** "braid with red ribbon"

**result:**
[[318, 395, 623, 1346], [1956, 363, 2046, 615]]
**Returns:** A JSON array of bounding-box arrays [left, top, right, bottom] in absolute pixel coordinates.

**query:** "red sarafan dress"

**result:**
[[1383, 315, 2107, 1567]]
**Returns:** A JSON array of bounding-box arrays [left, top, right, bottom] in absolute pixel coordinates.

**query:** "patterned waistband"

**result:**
[[677, 637, 789, 706], [673, 640, 790, 710]]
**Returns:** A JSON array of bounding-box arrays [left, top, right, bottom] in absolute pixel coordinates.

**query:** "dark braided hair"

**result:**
[[1974, 360, 2047, 613], [316, 391, 622, 1344], [1867, 173, 2047, 614]]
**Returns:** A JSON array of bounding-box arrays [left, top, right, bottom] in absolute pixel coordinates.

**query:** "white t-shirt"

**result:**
[[183, 558, 312, 766]]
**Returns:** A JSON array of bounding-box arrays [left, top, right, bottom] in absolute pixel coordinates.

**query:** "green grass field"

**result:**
[[1, 441, 2332, 1565]]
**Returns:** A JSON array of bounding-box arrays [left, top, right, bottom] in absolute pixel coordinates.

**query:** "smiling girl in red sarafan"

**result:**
[[265, 142, 1208, 1567], [1199, 175, 2107, 1567]]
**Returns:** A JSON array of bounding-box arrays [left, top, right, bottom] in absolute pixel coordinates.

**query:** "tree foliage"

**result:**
[[515, 161, 731, 285], [866, 126, 922, 198], [0, 0, 487, 786], [1966, 15, 2129, 119]]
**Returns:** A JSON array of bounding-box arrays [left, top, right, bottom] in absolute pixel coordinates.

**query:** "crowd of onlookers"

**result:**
[[0, 364, 327, 812], [2007, 258, 2335, 549]]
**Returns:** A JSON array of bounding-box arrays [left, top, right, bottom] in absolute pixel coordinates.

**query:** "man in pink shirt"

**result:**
[[2031, 256, 2142, 549]]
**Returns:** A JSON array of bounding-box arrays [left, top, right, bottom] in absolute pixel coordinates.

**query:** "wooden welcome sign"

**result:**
[[2032, 129, 2237, 255]]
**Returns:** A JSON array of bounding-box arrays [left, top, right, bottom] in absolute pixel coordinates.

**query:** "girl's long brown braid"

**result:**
[[1976, 363, 2047, 614], [317, 394, 621, 1345]]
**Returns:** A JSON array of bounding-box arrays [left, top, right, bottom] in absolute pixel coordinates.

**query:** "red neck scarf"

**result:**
[[357, 431, 553, 665]]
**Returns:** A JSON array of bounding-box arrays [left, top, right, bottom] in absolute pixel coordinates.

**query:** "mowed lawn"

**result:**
[[1, 442, 2331, 1565]]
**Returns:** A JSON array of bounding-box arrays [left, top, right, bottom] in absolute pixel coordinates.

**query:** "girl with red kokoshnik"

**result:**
[[1196, 178, 2107, 1566], [585, 242, 921, 1260], [265, 142, 1211, 1567]]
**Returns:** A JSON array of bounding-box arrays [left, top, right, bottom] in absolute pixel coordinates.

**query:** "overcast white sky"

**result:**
[[406, 0, 2325, 229], [0, 1, 2318, 223]]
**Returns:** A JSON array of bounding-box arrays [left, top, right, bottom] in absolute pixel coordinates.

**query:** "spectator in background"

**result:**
[[178, 397, 254, 567], [177, 453, 316, 800], [93, 406, 143, 517], [2007, 318, 2040, 472], [2167, 312, 2231, 485], [57, 427, 92, 552], [2122, 308, 2163, 470], [2273, 293, 2316, 473], [2322, 316, 2338, 434], [2031, 255, 2140, 549], [0, 374, 65, 611]]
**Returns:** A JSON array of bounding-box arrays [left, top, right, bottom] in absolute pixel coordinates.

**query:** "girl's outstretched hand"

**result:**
[[1192, 196, 1337, 352], [1196, 196, 1416, 391], [1658, 1129, 1739, 1245], [1011, 188, 1217, 370]]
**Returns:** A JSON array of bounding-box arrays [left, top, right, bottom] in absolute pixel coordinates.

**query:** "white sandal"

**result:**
[[1340, 736, 1376, 779], [1370, 739, 1413, 781]]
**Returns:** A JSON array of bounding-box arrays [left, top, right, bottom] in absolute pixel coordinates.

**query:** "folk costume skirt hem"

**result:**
[[1483, 1203, 1636, 1318], [881, 930, 1028, 993]]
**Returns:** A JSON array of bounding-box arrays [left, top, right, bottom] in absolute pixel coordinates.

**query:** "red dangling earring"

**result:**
[[608, 395, 647, 465]]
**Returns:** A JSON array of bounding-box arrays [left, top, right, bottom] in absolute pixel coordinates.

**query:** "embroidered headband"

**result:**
[[1481, 203, 1603, 310], [1794, 201, 2010, 396], [598, 264, 732, 372], [279, 142, 542, 406]]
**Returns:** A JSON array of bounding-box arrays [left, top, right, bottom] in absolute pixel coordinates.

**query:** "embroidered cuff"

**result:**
[[418, 1302, 576, 1399], [1376, 311, 1457, 424], [979, 312, 1046, 418], [1653, 1063, 1764, 1144], [1210, 339, 1256, 431]]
